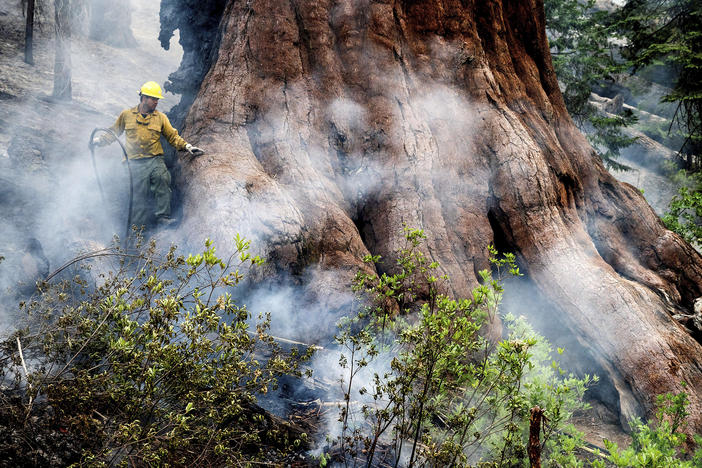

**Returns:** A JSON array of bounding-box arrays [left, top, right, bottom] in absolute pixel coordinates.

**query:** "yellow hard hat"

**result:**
[[139, 81, 164, 99]]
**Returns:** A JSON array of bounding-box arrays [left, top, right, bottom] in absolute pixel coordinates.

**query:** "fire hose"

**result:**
[[89, 128, 134, 242]]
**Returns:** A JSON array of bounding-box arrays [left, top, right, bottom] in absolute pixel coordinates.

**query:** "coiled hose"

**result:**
[[89, 128, 134, 241]]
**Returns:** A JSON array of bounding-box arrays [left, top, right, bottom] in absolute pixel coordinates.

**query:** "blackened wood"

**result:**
[[528, 406, 543, 468], [24, 0, 35, 65]]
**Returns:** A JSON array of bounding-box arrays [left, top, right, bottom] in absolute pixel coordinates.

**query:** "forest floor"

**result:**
[[0, 1, 181, 108]]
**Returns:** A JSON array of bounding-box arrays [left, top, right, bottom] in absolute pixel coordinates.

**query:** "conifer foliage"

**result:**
[[617, 0, 702, 160], [545, 0, 637, 170]]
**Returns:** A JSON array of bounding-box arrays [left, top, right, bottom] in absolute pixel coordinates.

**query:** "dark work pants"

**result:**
[[129, 156, 171, 229]]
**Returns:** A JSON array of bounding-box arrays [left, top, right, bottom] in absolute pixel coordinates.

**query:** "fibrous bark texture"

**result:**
[[165, 0, 702, 432]]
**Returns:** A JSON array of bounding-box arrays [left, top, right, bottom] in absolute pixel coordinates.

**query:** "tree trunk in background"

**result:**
[[88, 0, 137, 48], [528, 406, 542, 468], [52, 0, 71, 101], [163, 0, 702, 434], [24, 0, 35, 65]]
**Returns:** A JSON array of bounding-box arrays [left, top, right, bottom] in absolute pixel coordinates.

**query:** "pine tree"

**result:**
[[545, 0, 637, 170], [617, 0, 702, 164]]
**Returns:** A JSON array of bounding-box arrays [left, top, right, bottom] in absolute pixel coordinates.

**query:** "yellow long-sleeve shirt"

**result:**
[[99, 106, 187, 159]]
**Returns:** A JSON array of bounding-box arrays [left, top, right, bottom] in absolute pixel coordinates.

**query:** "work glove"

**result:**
[[88, 136, 103, 151], [185, 143, 204, 156], [90, 135, 109, 150]]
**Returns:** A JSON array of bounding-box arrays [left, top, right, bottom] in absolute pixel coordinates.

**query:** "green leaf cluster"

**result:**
[[592, 386, 702, 467], [0, 237, 309, 466], [663, 185, 702, 245], [662, 163, 702, 245], [502, 314, 596, 468], [333, 227, 593, 467]]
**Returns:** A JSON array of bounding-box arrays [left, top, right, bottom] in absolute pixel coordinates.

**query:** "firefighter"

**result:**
[[91, 81, 203, 229]]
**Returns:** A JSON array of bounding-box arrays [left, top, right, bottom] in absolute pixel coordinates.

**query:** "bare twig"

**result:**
[[44, 249, 142, 282], [294, 398, 360, 408], [528, 406, 543, 468], [16, 336, 34, 415], [245, 330, 324, 350]]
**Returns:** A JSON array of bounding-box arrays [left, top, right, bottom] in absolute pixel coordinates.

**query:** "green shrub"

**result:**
[[663, 186, 702, 245], [504, 314, 595, 468], [591, 387, 702, 468], [0, 236, 311, 467], [661, 164, 702, 246], [333, 227, 593, 467]]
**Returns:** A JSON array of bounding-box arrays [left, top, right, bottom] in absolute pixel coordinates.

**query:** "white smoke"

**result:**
[[0, 0, 183, 333], [0, 2, 642, 462]]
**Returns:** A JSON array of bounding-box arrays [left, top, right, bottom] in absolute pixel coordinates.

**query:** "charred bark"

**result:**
[[166, 0, 702, 434], [159, 0, 228, 129], [528, 406, 542, 468], [24, 0, 35, 65]]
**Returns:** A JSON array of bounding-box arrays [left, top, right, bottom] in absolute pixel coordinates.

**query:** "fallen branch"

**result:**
[[16, 336, 34, 415], [44, 249, 142, 283], [246, 330, 324, 350], [293, 398, 360, 408]]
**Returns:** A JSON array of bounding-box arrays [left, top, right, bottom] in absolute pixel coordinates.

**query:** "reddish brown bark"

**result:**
[[174, 0, 702, 433]]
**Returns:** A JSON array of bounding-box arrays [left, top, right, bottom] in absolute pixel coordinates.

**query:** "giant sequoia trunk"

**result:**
[[162, 0, 702, 433]]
